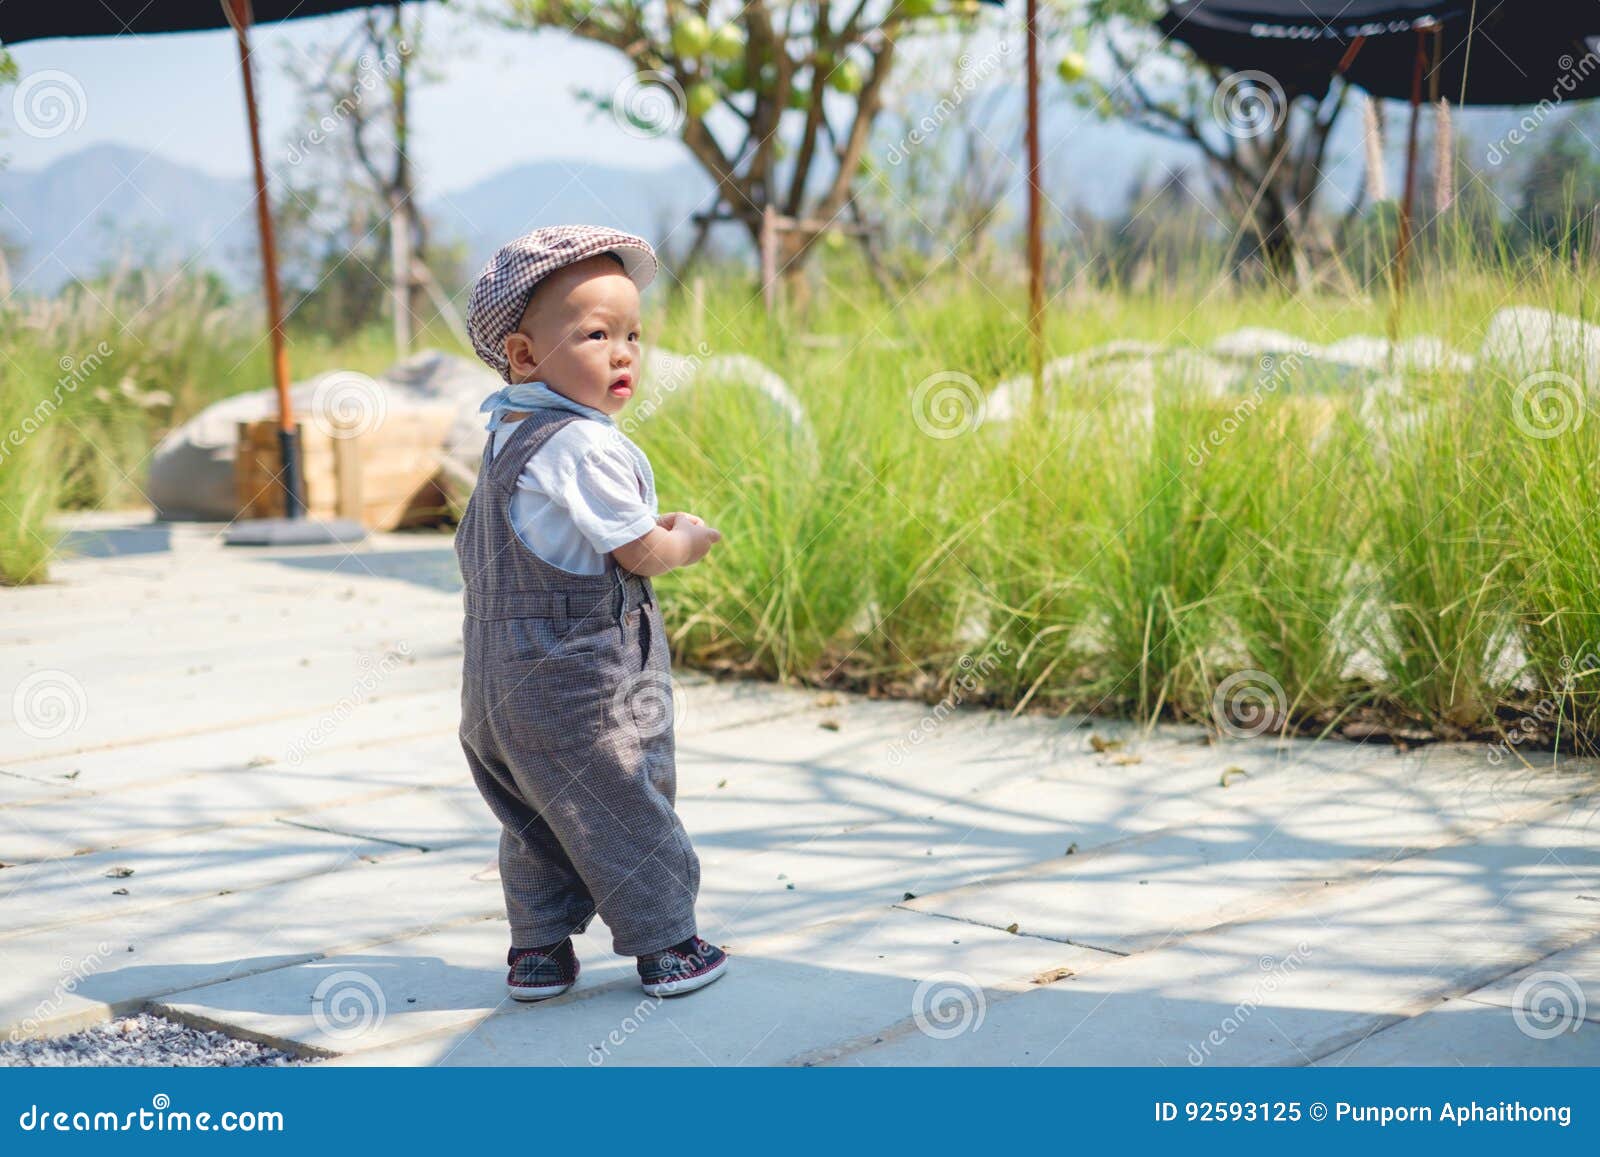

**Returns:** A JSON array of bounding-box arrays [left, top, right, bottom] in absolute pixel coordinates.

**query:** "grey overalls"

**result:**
[[454, 407, 701, 956]]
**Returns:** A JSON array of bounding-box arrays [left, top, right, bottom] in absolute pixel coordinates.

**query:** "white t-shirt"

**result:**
[[491, 417, 658, 576]]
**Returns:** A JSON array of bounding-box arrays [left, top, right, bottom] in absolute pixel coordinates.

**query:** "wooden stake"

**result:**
[[1025, 0, 1045, 411], [760, 203, 778, 316], [225, 0, 304, 518], [1394, 25, 1428, 299]]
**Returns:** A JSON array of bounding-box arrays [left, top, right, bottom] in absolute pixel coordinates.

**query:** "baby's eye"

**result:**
[[629, 332, 640, 342], [588, 330, 605, 340]]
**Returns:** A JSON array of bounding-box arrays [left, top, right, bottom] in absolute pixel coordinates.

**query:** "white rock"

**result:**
[[1480, 305, 1600, 382]]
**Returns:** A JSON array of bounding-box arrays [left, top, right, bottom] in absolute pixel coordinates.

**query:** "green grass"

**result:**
[[0, 266, 466, 585], [640, 241, 1600, 751], [5, 241, 1600, 757]]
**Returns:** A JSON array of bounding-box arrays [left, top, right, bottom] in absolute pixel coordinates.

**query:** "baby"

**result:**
[[457, 225, 726, 1001]]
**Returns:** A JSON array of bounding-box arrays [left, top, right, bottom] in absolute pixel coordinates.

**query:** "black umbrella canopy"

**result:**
[[0, 1, 402, 43], [1159, 0, 1600, 105]]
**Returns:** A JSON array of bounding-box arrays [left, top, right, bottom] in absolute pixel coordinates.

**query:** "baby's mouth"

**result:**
[[608, 375, 633, 398]]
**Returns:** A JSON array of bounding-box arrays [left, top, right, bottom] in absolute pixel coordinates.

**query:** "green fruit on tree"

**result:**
[[709, 23, 746, 63], [787, 85, 811, 110], [829, 58, 863, 94], [686, 81, 718, 118], [718, 59, 749, 92], [1056, 51, 1088, 83], [672, 16, 711, 59], [953, 0, 981, 16], [898, 0, 936, 16], [823, 230, 848, 253]]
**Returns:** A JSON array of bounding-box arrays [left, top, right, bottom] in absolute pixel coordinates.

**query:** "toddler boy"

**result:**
[[457, 225, 726, 1000]]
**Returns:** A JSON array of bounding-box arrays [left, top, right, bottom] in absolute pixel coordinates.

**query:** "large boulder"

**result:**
[[1480, 305, 1600, 383], [148, 350, 491, 521]]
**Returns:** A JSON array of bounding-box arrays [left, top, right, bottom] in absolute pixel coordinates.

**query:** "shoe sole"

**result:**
[[507, 980, 576, 1001], [641, 954, 729, 998], [507, 958, 579, 1002]]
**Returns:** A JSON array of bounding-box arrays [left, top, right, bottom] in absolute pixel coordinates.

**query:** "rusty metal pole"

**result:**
[[1025, 0, 1045, 412], [225, 0, 305, 520], [1394, 24, 1429, 300]]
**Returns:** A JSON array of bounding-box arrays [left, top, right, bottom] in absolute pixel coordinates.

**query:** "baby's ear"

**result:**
[[504, 330, 538, 378]]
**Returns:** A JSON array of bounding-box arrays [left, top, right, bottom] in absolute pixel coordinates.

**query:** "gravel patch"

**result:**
[[0, 1012, 314, 1067]]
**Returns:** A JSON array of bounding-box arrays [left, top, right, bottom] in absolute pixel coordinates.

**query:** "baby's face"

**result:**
[[505, 257, 641, 417]]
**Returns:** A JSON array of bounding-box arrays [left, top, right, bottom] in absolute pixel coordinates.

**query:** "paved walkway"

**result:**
[[3, 513, 1599, 1066]]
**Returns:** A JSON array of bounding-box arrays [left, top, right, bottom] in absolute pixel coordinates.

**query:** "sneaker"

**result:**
[[506, 939, 579, 1001], [637, 936, 728, 997]]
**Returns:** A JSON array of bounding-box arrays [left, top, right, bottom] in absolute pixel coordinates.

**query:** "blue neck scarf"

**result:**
[[480, 378, 609, 432], [480, 378, 656, 509]]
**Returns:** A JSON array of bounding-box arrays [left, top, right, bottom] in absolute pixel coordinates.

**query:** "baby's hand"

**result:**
[[616, 511, 721, 576], [677, 515, 721, 564], [656, 511, 705, 530]]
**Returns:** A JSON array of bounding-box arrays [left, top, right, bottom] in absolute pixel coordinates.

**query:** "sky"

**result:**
[[0, 4, 696, 191]]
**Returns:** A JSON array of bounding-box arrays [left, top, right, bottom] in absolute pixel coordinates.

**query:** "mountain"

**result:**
[[433, 157, 715, 275], [0, 144, 257, 294], [0, 97, 1552, 297], [0, 145, 717, 295]]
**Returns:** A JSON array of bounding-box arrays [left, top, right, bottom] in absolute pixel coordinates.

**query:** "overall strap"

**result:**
[[483, 409, 587, 496]]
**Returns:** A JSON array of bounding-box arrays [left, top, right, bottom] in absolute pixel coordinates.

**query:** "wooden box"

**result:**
[[234, 409, 455, 530]]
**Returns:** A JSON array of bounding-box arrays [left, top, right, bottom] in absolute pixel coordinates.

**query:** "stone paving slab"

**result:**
[[150, 918, 631, 1059], [0, 674, 822, 806], [0, 735, 470, 862], [1311, 993, 1600, 1065], [0, 771, 87, 806], [1, 638, 460, 760], [1451, 934, 1600, 1024], [0, 823, 418, 940], [0, 842, 496, 1039], [828, 810, 1600, 1067], [311, 910, 1103, 1067], [898, 775, 1596, 953], [7, 513, 1600, 1068]]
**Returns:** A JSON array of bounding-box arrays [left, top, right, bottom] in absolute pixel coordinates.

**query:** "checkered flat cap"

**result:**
[[467, 224, 658, 381]]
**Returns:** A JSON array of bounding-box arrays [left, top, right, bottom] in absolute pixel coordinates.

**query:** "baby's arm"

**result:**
[[612, 512, 721, 577]]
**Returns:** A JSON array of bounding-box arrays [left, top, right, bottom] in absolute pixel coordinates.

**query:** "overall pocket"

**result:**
[[497, 617, 624, 752], [513, 647, 627, 752]]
